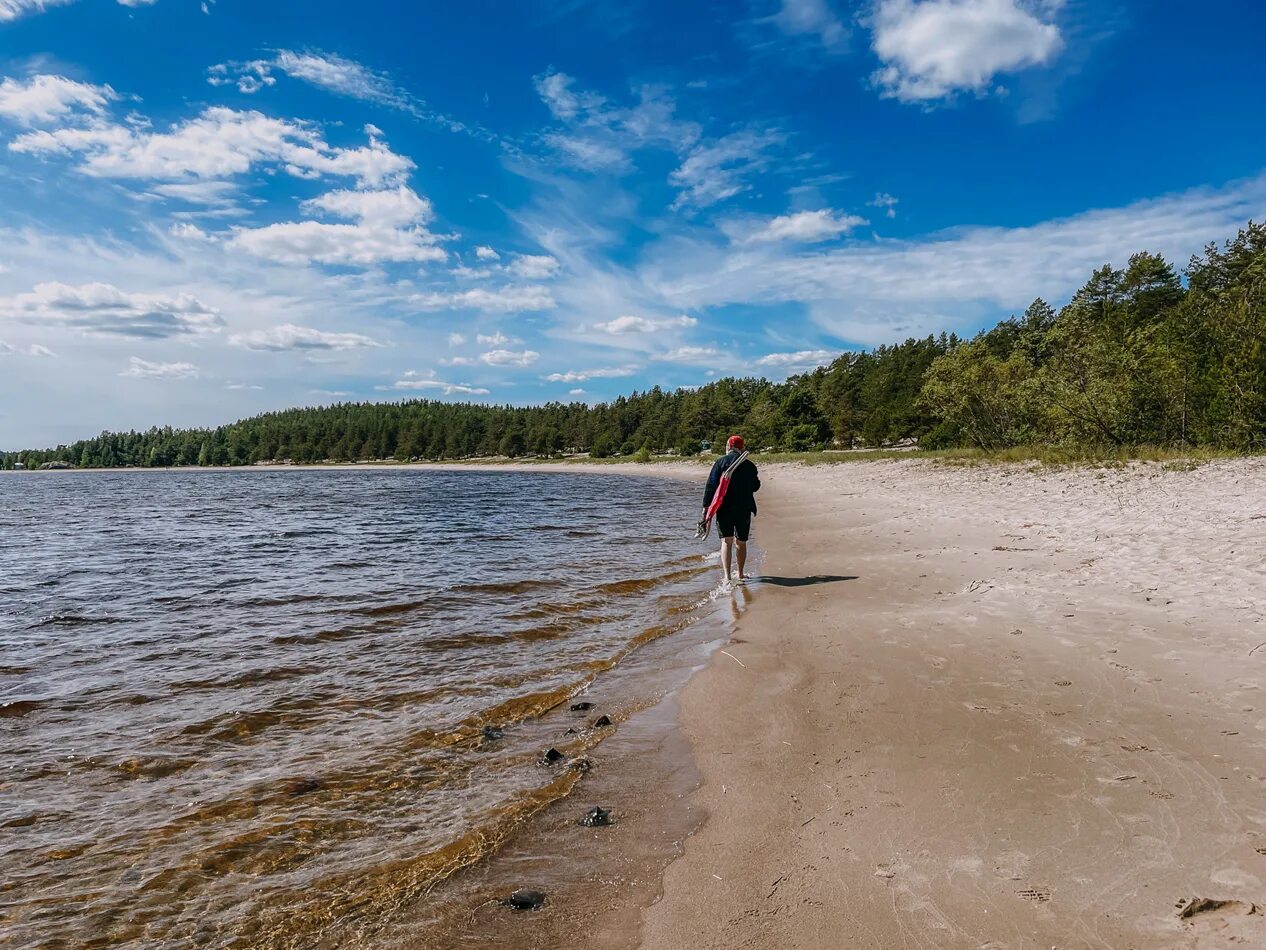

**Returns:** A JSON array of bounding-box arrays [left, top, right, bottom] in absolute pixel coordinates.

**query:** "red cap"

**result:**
[[726, 435, 745, 451]]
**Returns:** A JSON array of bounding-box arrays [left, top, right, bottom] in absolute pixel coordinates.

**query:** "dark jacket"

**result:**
[[703, 451, 760, 515]]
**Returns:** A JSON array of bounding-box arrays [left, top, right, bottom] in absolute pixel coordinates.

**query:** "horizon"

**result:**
[[2, 0, 1266, 449]]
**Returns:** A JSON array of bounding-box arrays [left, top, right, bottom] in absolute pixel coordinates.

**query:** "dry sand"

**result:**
[[641, 458, 1266, 949]]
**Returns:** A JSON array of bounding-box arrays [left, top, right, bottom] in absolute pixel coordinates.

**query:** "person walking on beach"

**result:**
[[701, 435, 760, 586]]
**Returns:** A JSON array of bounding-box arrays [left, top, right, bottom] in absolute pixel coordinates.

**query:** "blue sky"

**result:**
[[2, 0, 1265, 448]]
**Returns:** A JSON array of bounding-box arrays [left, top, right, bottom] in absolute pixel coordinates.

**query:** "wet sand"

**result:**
[[641, 458, 1266, 949]]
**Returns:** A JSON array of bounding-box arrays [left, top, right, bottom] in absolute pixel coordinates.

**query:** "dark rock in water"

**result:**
[[481, 725, 504, 741], [579, 806, 611, 827], [284, 778, 322, 797], [0, 700, 41, 719], [503, 889, 547, 911], [569, 701, 595, 712], [568, 758, 592, 773], [539, 748, 563, 766], [593, 715, 613, 728]]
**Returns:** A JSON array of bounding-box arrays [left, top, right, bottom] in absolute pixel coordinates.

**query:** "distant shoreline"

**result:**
[[0, 459, 706, 478]]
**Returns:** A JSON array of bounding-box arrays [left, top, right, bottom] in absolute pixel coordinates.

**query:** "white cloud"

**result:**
[[224, 381, 263, 390], [591, 314, 697, 333], [670, 129, 784, 209], [152, 181, 240, 206], [229, 185, 447, 266], [385, 372, 490, 396], [447, 332, 466, 345], [768, 0, 849, 50], [0, 281, 223, 339], [535, 71, 595, 122], [756, 349, 839, 372], [508, 254, 560, 279], [568, 388, 586, 395], [480, 348, 539, 367], [0, 75, 115, 125], [121, 356, 198, 379], [168, 222, 209, 241], [870, 192, 899, 218], [474, 245, 500, 261], [442, 355, 477, 366], [870, 0, 1063, 102], [544, 365, 639, 383], [409, 285, 555, 312], [271, 50, 411, 109], [11, 107, 413, 188], [230, 220, 446, 266], [0, 0, 70, 21], [303, 185, 432, 228], [660, 345, 722, 363], [739, 209, 867, 244], [0, 339, 57, 357], [209, 49, 419, 114], [228, 323, 382, 351], [476, 331, 517, 345]]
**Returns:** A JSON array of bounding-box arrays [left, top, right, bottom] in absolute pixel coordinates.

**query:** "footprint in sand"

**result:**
[[1211, 868, 1262, 889]]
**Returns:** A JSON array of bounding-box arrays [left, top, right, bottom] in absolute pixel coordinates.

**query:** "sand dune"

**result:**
[[641, 458, 1266, 949]]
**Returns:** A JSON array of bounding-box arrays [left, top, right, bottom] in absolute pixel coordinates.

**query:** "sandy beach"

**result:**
[[641, 458, 1266, 949]]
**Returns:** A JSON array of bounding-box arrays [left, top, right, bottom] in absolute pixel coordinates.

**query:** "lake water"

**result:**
[[0, 469, 725, 948]]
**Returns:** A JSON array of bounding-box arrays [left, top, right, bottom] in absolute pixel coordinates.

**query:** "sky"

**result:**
[[1, 0, 1265, 449]]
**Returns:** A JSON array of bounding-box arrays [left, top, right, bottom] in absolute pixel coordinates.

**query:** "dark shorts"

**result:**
[[716, 509, 752, 541]]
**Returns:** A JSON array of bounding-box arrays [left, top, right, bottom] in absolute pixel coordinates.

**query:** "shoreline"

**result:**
[[639, 457, 1266, 948], [0, 460, 706, 479]]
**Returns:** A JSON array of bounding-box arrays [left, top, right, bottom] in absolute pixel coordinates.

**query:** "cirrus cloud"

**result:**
[[0, 0, 155, 22], [409, 285, 556, 312], [659, 345, 723, 363]]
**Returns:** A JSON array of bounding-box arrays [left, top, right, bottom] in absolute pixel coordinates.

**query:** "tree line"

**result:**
[[4, 222, 1263, 469]]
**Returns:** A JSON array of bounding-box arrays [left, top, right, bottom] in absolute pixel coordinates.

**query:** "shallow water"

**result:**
[[0, 469, 717, 948]]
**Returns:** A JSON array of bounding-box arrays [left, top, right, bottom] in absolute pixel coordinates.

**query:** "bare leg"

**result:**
[[720, 537, 734, 583], [736, 540, 747, 580]]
